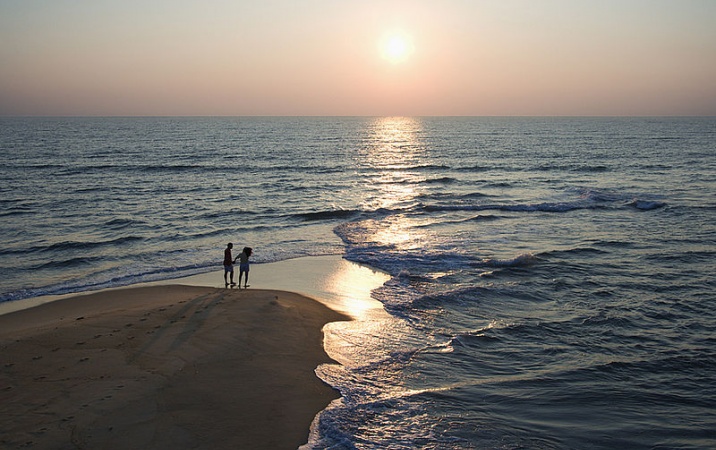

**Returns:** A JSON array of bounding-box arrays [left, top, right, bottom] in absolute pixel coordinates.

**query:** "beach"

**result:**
[[2, 117, 714, 447], [0, 285, 349, 449]]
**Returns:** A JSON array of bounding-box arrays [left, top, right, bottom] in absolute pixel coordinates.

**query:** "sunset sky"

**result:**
[[1, 0, 715, 116]]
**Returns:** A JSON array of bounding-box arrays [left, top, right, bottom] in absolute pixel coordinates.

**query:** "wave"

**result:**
[[484, 182, 513, 188], [414, 164, 452, 171], [481, 253, 539, 268], [535, 163, 611, 173], [74, 186, 111, 194], [553, 352, 716, 388], [46, 236, 145, 253], [453, 165, 492, 173], [421, 202, 589, 213], [140, 164, 216, 174], [577, 188, 667, 210], [38, 256, 103, 269], [104, 218, 147, 229], [296, 209, 361, 221], [587, 239, 636, 249], [539, 247, 609, 258], [0, 199, 36, 217], [627, 200, 667, 210], [417, 191, 494, 202], [0, 208, 35, 218], [384, 176, 459, 185], [0, 236, 146, 256], [464, 214, 504, 222], [447, 321, 516, 347], [416, 214, 506, 229], [643, 250, 716, 264], [3, 163, 67, 171], [420, 197, 665, 214], [363, 163, 451, 172], [47, 163, 230, 176], [419, 176, 458, 184], [577, 189, 624, 203]]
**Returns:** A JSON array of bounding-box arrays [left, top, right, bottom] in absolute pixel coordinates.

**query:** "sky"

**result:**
[[1, 0, 715, 116]]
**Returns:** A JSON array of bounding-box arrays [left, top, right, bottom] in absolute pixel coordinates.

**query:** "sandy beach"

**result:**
[[0, 285, 349, 449]]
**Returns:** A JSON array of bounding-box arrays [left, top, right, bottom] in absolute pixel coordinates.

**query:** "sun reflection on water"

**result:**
[[361, 117, 425, 168], [318, 258, 390, 320], [357, 117, 431, 249]]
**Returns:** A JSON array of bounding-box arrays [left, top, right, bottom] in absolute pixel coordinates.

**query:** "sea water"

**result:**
[[1, 117, 715, 448]]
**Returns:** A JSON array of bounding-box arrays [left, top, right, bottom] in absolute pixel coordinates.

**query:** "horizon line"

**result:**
[[2, 114, 715, 119]]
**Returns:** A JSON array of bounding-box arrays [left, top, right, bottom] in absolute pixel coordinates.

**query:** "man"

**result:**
[[223, 243, 236, 287]]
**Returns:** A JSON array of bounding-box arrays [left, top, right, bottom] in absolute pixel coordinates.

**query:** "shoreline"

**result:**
[[0, 285, 349, 449], [0, 256, 391, 449], [0, 255, 390, 319]]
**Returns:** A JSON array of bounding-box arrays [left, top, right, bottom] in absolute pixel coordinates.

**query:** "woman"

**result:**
[[236, 247, 253, 288]]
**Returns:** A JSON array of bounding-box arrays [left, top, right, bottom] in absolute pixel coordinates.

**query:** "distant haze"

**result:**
[[1, 0, 715, 116]]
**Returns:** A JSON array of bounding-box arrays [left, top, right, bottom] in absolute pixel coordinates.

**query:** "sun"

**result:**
[[380, 31, 414, 64], [386, 36, 407, 60]]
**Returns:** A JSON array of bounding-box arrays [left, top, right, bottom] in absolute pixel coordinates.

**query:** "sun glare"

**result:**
[[380, 32, 414, 64]]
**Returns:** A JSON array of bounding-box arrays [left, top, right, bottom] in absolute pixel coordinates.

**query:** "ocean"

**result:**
[[1, 116, 715, 448]]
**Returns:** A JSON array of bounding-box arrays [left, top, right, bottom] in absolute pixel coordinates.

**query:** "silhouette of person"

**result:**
[[237, 247, 252, 288], [223, 243, 236, 287]]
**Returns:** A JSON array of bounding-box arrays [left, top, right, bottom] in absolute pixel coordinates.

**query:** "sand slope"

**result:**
[[0, 285, 348, 449]]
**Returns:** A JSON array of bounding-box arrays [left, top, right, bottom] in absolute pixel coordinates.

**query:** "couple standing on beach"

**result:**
[[224, 243, 252, 288]]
